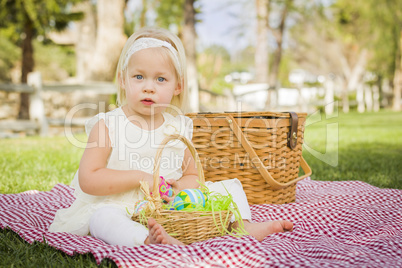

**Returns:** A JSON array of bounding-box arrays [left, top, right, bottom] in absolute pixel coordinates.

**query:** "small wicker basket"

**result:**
[[131, 134, 232, 245], [186, 111, 312, 205]]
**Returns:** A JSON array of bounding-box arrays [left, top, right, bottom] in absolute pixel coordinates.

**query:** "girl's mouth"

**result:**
[[141, 98, 154, 105]]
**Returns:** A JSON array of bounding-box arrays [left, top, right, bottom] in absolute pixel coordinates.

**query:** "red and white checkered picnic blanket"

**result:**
[[1, 178, 401, 267]]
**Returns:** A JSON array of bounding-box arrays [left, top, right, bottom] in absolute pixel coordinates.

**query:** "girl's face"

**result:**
[[123, 47, 181, 118]]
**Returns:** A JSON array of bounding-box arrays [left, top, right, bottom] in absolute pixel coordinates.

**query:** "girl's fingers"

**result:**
[[166, 178, 177, 187], [162, 195, 174, 203]]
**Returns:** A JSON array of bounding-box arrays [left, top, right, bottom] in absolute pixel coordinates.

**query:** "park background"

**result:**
[[0, 0, 401, 267]]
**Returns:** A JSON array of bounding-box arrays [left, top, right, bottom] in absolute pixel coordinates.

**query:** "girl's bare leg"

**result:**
[[231, 220, 293, 242], [144, 218, 184, 245]]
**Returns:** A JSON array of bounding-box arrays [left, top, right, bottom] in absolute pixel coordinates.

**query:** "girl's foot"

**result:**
[[233, 220, 293, 242], [145, 218, 184, 245]]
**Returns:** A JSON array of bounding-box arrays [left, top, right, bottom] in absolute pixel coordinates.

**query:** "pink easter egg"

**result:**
[[159, 176, 173, 198]]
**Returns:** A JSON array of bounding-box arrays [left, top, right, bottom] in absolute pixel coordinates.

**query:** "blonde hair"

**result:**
[[115, 27, 188, 115]]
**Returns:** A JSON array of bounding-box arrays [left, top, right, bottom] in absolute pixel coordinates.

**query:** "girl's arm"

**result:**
[[78, 119, 154, 196], [167, 147, 200, 194]]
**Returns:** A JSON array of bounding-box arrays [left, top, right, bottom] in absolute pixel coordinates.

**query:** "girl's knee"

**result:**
[[89, 206, 149, 246], [91, 206, 122, 222], [89, 206, 124, 234]]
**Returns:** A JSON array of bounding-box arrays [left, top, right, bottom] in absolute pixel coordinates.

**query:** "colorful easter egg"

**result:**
[[134, 200, 149, 214], [159, 176, 173, 198], [173, 189, 208, 210]]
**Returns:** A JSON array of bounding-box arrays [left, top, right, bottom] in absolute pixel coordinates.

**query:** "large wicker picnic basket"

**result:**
[[131, 134, 232, 245], [186, 111, 312, 205]]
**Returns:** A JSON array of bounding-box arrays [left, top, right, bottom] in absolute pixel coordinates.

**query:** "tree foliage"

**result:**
[[198, 45, 233, 93], [0, 0, 84, 118], [0, 0, 83, 43], [0, 35, 20, 82], [153, 0, 201, 36], [333, 0, 402, 79], [155, 0, 185, 31]]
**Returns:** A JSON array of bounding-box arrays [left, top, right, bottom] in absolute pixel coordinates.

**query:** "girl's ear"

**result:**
[[174, 78, 183, 96], [118, 72, 125, 89]]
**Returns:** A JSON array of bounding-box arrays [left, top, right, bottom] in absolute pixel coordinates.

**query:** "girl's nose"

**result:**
[[143, 87, 155, 94], [143, 81, 155, 93]]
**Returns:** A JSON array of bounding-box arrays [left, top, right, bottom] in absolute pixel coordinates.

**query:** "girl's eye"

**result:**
[[135, 75, 143, 80], [157, 77, 166, 82]]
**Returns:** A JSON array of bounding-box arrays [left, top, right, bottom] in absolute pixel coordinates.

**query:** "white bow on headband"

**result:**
[[123, 37, 182, 76]]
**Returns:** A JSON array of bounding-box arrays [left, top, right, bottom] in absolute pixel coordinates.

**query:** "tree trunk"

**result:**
[[268, 1, 289, 89], [140, 0, 147, 27], [74, 0, 96, 83], [372, 84, 380, 112], [324, 77, 335, 115], [340, 49, 368, 113], [392, 30, 402, 111], [341, 80, 349, 113], [183, 0, 199, 112], [268, 36, 283, 89], [255, 0, 269, 83], [90, 0, 126, 81], [265, 0, 290, 109], [356, 83, 365, 113], [364, 84, 373, 111], [18, 18, 34, 119]]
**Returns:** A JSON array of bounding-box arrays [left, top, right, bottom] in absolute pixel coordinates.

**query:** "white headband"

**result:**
[[123, 37, 182, 76]]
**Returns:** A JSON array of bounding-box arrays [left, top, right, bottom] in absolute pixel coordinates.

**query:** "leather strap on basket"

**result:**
[[288, 112, 298, 150], [226, 114, 311, 190]]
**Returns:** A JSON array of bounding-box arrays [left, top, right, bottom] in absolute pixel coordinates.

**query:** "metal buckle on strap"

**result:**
[[287, 112, 298, 150]]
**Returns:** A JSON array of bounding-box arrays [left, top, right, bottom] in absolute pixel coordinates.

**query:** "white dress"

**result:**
[[49, 107, 193, 236]]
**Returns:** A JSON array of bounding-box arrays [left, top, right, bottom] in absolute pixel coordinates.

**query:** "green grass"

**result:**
[[0, 110, 401, 267], [303, 110, 402, 189], [0, 228, 116, 267], [0, 135, 117, 267], [0, 135, 84, 194]]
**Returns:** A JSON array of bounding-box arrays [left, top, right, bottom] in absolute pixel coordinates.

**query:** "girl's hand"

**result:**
[[141, 173, 155, 193], [161, 178, 180, 203]]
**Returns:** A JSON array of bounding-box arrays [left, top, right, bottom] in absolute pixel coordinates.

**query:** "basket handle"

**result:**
[[152, 134, 205, 198], [225, 114, 312, 190]]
